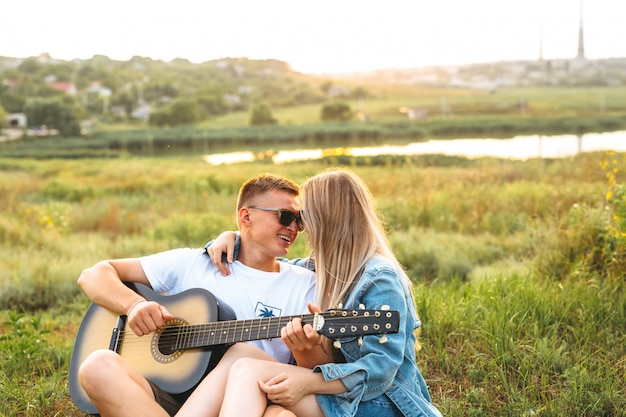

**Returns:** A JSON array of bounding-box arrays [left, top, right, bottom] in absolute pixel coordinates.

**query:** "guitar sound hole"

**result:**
[[151, 318, 187, 363], [158, 326, 181, 355]]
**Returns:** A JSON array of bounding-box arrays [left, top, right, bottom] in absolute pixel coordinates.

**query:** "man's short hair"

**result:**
[[236, 173, 299, 211]]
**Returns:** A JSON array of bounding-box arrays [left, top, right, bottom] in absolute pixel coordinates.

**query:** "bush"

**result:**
[[249, 103, 277, 126], [320, 102, 353, 122]]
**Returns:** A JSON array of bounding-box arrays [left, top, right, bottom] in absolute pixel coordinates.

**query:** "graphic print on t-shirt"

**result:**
[[255, 302, 282, 318]]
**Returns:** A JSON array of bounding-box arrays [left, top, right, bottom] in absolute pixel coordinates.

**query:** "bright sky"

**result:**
[[2, 0, 624, 74]]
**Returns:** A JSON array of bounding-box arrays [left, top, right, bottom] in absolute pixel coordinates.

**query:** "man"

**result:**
[[76, 173, 315, 417]]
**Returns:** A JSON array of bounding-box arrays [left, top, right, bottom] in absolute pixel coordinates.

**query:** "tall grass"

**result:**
[[419, 272, 626, 416], [1, 152, 625, 415]]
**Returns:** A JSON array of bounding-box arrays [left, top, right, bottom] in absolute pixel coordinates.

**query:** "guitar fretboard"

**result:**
[[166, 314, 314, 350]]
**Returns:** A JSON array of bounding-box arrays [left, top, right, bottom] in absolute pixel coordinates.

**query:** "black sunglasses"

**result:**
[[247, 206, 304, 231]]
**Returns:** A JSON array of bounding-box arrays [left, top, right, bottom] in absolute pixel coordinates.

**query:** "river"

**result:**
[[204, 130, 626, 165]]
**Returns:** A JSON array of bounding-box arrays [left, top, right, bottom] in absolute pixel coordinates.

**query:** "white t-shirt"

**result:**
[[139, 248, 316, 363]]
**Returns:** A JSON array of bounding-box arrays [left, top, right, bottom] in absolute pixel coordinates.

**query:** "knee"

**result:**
[[227, 357, 264, 381], [78, 349, 123, 394]]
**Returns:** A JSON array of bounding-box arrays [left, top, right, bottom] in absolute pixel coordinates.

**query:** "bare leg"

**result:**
[[79, 349, 169, 417], [176, 344, 277, 417], [219, 358, 324, 417]]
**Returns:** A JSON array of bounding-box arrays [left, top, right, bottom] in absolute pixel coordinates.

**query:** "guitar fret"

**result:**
[[237, 318, 245, 343], [219, 321, 228, 344], [230, 319, 238, 344], [183, 323, 190, 349], [192, 322, 199, 348], [178, 326, 186, 349]]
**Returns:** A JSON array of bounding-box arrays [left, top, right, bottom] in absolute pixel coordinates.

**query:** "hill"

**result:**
[[1, 53, 626, 148]]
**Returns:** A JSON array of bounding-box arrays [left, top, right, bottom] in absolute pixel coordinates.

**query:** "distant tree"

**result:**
[[321, 102, 353, 122], [18, 58, 42, 75], [111, 90, 136, 118], [286, 84, 326, 106], [0, 90, 26, 113], [75, 65, 97, 90], [148, 109, 170, 127], [249, 103, 277, 126], [37, 84, 66, 98], [46, 62, 74, 82], [148, 99, 200, 127], [144, 82, 179, 102], [197, 93, 228, 117], [167, 98, 200, 126], [350, 87, 370, 100], [320, 80, 333, 95], [23, 98, 81, 137]]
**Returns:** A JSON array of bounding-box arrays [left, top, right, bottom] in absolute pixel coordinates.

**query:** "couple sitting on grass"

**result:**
[[76, 168, 442, 417]]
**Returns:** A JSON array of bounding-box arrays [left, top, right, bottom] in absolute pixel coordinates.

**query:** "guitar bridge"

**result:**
[[109, 315, 126, 352]]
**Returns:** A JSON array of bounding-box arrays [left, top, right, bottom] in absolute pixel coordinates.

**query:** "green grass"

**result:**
[[419, 272, 626, 416], [1, 151, 626, 416]]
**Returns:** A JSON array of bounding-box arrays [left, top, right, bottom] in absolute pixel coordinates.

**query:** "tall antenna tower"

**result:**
[[576, 0, 585, 59]]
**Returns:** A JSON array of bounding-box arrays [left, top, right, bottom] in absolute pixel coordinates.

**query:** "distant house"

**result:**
[[87, 81, 112, 97], [49, 81, 77, 95], [398, 106, 428, 120], [327, 85, 350, 98], [224, 94, 241, 105], [37, 52, 54, 64], [110, 105, 127, 119], [131, 103, 152, 120]]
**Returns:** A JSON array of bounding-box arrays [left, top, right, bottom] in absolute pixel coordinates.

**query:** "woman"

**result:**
[[208, 168, 441, 417]]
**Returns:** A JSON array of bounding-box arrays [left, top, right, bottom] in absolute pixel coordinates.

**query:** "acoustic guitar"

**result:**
[[68, 283, 400, 414]]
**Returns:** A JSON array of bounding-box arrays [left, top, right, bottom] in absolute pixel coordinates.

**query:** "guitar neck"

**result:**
[[168, 314, 315, 350]]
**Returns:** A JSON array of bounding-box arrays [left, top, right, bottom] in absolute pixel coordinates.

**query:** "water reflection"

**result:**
[[204, 131, 626, 165], [203, 151, 255, 165]]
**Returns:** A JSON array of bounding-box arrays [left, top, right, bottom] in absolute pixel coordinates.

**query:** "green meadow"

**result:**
[[1, 150, 626, 416]]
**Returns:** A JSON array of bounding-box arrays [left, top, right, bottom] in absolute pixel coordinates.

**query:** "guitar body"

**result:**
[[69, 284, 234, 415]]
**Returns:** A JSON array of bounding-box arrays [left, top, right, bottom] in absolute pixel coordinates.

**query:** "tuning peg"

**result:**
[[359, 303, 365, 310], [358, 336, 363, 346], [380, 305, 390, 310], [379, 335, 388, 344], [333, 340, 342, 349]]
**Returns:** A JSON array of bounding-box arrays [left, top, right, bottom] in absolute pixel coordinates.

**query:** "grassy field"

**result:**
[[47, 84, 626, 130], [1, 150, 626, 416]]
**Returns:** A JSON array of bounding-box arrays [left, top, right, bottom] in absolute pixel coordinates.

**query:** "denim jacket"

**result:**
[[304, 256, 441, 417], [205, 236, 441, 417]]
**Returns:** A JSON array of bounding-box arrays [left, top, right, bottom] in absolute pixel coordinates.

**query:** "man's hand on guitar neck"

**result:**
[[127, 300, 174, 336]]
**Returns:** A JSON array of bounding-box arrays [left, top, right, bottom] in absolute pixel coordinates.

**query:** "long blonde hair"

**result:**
[[300, 168, 411, 311]]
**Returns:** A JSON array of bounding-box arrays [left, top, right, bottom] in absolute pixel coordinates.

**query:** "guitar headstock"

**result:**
[[312, 308, 400, 339]]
